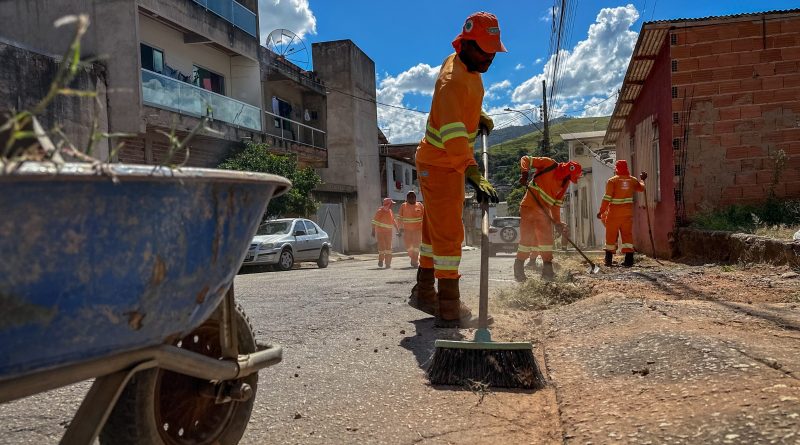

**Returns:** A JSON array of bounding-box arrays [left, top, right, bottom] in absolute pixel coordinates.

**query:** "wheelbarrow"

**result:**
[[0, 163, 291, 445]]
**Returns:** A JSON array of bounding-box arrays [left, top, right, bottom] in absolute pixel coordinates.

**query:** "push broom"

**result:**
[[426, 132, 547, 390]]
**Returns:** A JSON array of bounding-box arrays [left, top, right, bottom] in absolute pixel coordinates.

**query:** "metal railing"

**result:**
[[191, 0, 257, 37], [264, 111, 326, 150], [141, 69, 262, 132]]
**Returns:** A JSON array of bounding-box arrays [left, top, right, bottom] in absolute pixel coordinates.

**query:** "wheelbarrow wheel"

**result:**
[[100, 303, 258, 445]]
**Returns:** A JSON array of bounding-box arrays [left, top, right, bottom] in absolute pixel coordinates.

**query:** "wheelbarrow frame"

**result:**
[[0, 286, 281, 445]]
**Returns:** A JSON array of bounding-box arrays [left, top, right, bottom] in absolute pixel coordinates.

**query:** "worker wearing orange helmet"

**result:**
[[409, 11, 504, 328], [371, 198, 400, 269], [396, 190, 425, 268], [597, 160, 646, 267], [516, 156, 582, 282]]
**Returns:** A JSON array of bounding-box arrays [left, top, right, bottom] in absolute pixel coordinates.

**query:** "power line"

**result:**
[[327, 87, 429, 114]]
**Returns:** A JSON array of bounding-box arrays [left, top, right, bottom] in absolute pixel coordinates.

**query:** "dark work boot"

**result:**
[[541, 262, 555, 281], [409, 268, 437, 316], [623, 253, 634, 268], [514, 259, 527, 282], [434, 278, 493, 328], [604, 251, 613, 267]]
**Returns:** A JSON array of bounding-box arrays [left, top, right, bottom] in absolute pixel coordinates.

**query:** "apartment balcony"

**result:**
[[141, 68, 262, 132], [190, 0, 257, 37], [264, 111, 327, 167]]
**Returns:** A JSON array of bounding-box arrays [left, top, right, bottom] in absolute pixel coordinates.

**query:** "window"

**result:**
[[671, 60, 678, 72], [140, 43, 164, 74], [670, 34, 677, 45], [303, 220, 318, 235], [671, 86, 678, 98], [672, 138, 681, 150], [193, 66, 225, 95], [673, 112, 680, 124]]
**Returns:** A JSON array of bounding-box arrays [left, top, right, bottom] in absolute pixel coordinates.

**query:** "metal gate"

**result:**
[[316, 203, 343, 253]]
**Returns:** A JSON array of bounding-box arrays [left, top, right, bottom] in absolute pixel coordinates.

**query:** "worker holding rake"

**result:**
[[516, 156, 582, 282], [597, 159, 647, 267], [409, 11, 503, 328]]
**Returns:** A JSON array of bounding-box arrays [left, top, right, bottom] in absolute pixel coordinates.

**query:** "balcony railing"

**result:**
[[141, 69, 262, 132], [265, 111, 326, 150], [191, 0, 257, 37]]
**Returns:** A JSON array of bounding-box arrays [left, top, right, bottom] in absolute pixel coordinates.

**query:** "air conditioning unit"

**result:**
[[575, 146, 585, 155]]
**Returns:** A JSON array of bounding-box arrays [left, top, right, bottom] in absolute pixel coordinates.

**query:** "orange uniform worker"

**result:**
[[409, 11, 504, 328], [597, 160, 646, 268], [516, 156, 582, 282], [396, 191, 424, 268], [371, 198, 400, 269]]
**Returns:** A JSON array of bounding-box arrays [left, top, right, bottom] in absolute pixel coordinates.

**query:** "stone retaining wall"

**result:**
[[675, 228, 800, 267]]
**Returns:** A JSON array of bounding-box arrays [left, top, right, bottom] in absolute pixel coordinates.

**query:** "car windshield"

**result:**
[[493, 219, 520, 228], [257, 221, 293, 235]]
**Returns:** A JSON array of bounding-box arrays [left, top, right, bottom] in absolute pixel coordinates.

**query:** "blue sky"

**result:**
[[259, 0, 800, 143]]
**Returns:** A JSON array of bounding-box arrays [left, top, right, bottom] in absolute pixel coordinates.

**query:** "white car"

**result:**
[[488, 216, 520, 256], [243, 218, 331, 270]]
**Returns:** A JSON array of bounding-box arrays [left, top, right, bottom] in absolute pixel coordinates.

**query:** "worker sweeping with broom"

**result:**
[[424, 12, 547, 390], [408, 11, 501, 328], [597, 160, 647, 267]]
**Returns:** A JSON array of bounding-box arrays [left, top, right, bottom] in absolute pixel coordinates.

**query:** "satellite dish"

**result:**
[[266, 29, 309, 69]]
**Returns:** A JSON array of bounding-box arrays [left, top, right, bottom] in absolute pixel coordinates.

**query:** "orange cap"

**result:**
[[452, 12, 507, 54]]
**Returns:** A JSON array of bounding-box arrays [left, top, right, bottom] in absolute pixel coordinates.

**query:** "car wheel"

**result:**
[[500, 227, 517, 243], [277, 248, 294, 271], [317, 247, 330, 268]]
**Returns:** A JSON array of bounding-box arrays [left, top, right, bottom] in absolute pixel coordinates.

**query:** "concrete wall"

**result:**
[[0, 0, 142, 134], [618, 36, 675, 259], [670, 14, 800, 211], [0, 40, 110, 160], [566, 137, 613, 248], [312, 40, 381, 253]]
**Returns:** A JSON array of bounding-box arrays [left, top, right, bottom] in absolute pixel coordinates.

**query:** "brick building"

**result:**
[[604, 9, 800, 258]]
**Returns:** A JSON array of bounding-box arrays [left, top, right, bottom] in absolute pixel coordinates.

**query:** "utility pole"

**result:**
[[541, 79, 550, 157]]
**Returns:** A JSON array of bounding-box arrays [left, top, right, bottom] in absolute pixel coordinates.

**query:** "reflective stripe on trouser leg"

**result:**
[[522, 205, 554, 262], [417, 162, 465, 279], [605, 216, 623, 252], [377, 231, 393, 260], [619, 218, 635, 253], [517, 205, 538, 261]]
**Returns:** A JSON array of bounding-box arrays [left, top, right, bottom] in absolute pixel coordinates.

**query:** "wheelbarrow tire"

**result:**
[[100, 304, 258, 445]]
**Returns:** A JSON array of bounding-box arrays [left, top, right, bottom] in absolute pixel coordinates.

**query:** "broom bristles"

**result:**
[[426, 346, 547, 389]]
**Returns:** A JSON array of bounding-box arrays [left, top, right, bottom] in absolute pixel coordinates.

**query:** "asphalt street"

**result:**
[[0, 251, 559, 444]]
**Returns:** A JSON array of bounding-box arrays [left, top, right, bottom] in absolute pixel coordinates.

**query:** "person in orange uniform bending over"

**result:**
[[408, 11, 503, 328], [516, 156, 582, 282], [396, 191, 424, 268], [597, 160, 646, 268], [371, 198, 400, 269]]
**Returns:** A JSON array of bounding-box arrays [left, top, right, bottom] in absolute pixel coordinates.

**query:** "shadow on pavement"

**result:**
[[400, 318, 464, 372]]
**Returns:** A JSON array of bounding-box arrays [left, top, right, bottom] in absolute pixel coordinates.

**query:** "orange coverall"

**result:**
[[397, 202, 424, 266], [416, 53, 482, 279], [599, 164, 645, 254], [371, 207, 398, 266], [518, 157, 570, 263]]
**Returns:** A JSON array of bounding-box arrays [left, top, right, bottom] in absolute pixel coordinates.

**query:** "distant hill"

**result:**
[[480, 116, 572, 148], [478, 115, 611, 190]]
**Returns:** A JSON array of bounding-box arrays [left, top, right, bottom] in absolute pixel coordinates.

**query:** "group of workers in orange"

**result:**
[[371, 11, 647, 328]]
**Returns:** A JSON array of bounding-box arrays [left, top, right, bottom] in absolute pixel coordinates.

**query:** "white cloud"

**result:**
[[259, 0, 317, 43], [541, 6, 560, 22], [376, 63, 440, 143], [485, 80, 512, 100], [515, 63, 525, 70], [534, 57, 543, 65], [512, 4, 639, 117]]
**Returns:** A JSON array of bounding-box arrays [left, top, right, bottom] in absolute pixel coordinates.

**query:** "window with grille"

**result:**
[[670, 34, 677, 45], [673, 112, 680, 124], [671, 86, 678, 98], [671, 60, 678, 72], [674, 165, 681, 176], [672, 138, 681, 150]]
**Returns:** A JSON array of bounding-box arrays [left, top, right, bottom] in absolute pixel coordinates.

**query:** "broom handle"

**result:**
[[479, 133, 490, 330]]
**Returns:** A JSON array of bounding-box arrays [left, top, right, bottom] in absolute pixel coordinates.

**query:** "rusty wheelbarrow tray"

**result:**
[[0, 163, 291, 445]]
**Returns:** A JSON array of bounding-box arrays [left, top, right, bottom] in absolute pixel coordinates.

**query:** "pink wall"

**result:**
[[620, 36, 677, 258]]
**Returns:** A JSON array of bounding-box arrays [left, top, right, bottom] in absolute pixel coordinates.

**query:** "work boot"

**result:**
[[409, 268, 437, 316], [541, 262, 555, 281], [514, 259, 527, 282], [378, 260, 384, 268], [434, 278, 493, 328], [623, 252, 634, 268], [604, 251, 613, 267]]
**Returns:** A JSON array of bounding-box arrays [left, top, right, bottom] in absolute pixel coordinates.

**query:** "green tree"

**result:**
[[505, 186, 526, 216], [218, 141, 322, 218]]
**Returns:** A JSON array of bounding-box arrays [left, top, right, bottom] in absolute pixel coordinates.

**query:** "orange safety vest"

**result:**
[[520, 156, 570, 224], [599, 175, 645, 218], [415, 53, 482, 173], [396, 202, 424, 231], [371, 208, 396, 233]]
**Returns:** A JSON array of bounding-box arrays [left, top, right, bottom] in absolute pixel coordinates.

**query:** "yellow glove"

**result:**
[[465, 165, 499, 204], [479, 111, 494, 135]]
